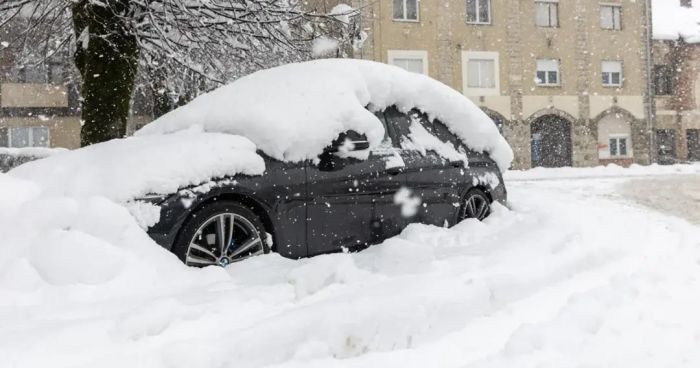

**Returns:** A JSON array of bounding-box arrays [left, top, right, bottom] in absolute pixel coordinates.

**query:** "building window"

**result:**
[[535, 0, 558, 28], [468, 59, 495, 88], [0, 127, 50, 148], [602, 61, 623, 87], [600, 5, 622, 30], [393, 0, 419, 21], [23, 64, 47, 83], [8, 63, 64, 84], [609, 136, 629, 157], [48, 63, 64, 84], [388, 50, 428, 74], [653, 65, 673, 96], [393, 58, 424, 73], [536, 59, 560, 86], [0, 128, 8, 147], [462, 51, 500, 95], [466, 0, 491, 24]]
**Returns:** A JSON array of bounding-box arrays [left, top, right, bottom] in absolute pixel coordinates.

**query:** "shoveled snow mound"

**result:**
[[136, 59, 513, 172], [653, 0, 700, 43], [506, 163, 700, 181], [0, 173, 228, 306], [9, 129, 265, 202]]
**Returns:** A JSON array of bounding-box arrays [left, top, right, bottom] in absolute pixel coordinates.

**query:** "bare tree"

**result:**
[[0, 0, 354, 146]]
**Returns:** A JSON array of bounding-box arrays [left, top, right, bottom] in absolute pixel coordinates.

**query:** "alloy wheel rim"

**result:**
[[462, 193, 490, 221], [186, 213, 264, 267]]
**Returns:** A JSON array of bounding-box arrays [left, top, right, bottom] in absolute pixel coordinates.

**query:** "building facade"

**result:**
[[651, 0, 700, 163], [337, 0, 656, 169], [652, 41, 700, 163], [6, 0, 699, 169], [0, 38, 82, 149], [0, 21, 153, 150]]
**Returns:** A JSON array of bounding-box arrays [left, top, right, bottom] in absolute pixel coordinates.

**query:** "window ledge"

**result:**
[[464, 88, 500, 96], [466, 21, 492, 26], [392, 18, 420, 23]]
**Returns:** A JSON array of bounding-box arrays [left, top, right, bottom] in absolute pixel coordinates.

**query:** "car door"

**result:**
[[256, 157, 309, 259], [305, 128, 406, 256], [368, 111, 410, 241], [384, 107, 467, 227]]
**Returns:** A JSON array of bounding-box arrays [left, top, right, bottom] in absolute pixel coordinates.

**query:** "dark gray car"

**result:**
[[145, 106, 507, 267]]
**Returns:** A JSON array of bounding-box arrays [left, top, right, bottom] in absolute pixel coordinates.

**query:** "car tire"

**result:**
[[172, 201, 269, 267], [460, 188, 491, 221]]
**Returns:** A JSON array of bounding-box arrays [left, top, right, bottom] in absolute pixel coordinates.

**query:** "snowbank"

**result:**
[[0, 147, 68, 172], [653, 0, 700, 43], [3, 168, 700, 367], [9, 129, 265, 202], [505, 163, 700, 182], [0, 173, 228, 306], [136, 59, 513, 172]]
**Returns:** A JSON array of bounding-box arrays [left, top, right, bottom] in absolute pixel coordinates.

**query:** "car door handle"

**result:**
[[386, 167, 404, 175]]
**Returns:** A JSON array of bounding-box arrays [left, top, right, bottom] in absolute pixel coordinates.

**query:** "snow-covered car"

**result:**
[[144, 105, 508, 267], [10, 59, 513, 268]]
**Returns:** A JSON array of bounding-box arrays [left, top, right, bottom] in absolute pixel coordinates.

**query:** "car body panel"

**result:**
[[306, 151, 404, 256]]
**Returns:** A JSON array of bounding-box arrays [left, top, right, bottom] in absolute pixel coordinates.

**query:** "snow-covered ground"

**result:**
[[1, 164, 700, 367]]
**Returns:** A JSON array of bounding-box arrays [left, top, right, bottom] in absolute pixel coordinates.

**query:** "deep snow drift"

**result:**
[[136, 59, 513, 171], [2, 165, 700, 367]]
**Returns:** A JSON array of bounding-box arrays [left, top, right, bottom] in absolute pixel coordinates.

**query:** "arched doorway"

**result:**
[[530, 115, 572, 167]]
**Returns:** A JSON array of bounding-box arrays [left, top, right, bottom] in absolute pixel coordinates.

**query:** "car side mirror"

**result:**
[[327, 130, 370, 153]]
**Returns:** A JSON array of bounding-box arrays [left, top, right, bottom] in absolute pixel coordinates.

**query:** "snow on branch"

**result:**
[[0, 0, 360, 107]]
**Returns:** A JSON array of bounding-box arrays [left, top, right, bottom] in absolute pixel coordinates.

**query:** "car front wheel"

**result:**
[[172, 201, 269, 267], [461, 188, 491, 221]]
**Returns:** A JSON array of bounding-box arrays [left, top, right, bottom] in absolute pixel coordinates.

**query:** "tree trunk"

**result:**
[[72, 1, 139, 147]]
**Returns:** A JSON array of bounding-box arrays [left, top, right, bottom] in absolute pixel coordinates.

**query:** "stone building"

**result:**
[[7, 1, 699, 169], [0, 40, 82, 149], [0, 22, 152, 150], [651, 0, 700, 163], [320, 0, 655, 169]]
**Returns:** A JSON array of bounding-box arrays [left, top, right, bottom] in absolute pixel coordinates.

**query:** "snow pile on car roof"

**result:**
[[137, 59, 514, 171], [653, 0, 700, 43], [10, 129, 265, 202]]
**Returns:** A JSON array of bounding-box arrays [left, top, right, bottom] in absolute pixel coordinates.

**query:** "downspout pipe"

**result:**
[[645, 0, 656, 164]]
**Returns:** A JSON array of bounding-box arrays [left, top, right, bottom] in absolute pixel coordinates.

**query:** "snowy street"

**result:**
[[2, 165, 700, 368]]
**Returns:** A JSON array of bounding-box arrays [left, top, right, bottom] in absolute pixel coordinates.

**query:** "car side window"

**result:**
[[382, 105, 489, 161], [383, 107, 411, 147], [410, 110, 457, 147], [413, 111, 490, 159], [373, 110, 394, 147]]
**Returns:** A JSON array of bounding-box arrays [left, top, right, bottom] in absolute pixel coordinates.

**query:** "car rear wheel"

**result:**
[[172, 201, 269, 267], [461, 188, 491, 221]]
